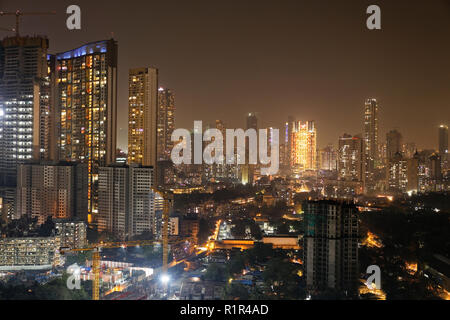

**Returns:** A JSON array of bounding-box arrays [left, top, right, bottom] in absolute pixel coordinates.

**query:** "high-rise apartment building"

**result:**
[[439, 125, 448, 169], [98, 165, 128, 238], [338, 134, 364, 182], [406, 153, 420, 194], [203, 120, 239, 182], [157, 87, 175, 161], [56, 39, 118, 224], [303, 200, 359, 294], [291, 121, 317, 172], [281, 116, 295, 168], [16, 162, 88, 224], [241, 113, 258, 184], [386, 129, 403, 161], [98, 164, 156, 240], [319, 144, 337, 171], [128, 67, 158, 167], [402, 142, 417, 159], [363, 99, 379, 189], [246, 112, 258, 131], [0, 36, 52, 187], [387, 152, 408, 193], [439, 125, 448, 156], [0, 188, 15, 224]]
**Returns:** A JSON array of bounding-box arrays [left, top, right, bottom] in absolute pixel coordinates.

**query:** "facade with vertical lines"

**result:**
[[128, 67, 158, 168], [56, 39, 118, 225]]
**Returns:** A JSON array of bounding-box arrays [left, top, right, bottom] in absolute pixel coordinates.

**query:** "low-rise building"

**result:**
[[179, 280, 225, 300], [0, 236, 63, 270]]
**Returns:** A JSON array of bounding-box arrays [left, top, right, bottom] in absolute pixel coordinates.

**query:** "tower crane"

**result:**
[[60, 236, 189, 300], [0, 26, 15, 33], [60, 184, 178, 300], [151, 187, 174, 276], [0, 10, 56, 37]]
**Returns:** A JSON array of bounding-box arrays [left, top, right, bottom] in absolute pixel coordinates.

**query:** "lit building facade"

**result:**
[[439, 124, 448, 170], [16, 162, 88, 224], [303, 200, 359, 293], [56, 39, 118, 225], [406, 153, 420, 194], [157, 87, 175, 161], [128, 67, 158, 167], [202, 120, 239, 182], [98, 165, 128, 238], [387, 152, 408, 193], [55, 219, 87, 249], [363, 99, 379, 190], [0, 236, 63, 270], [241, 113, 258, 184], [402, 142, 417, 159], [281, 116, 295, 168], [319, 144, 337, 171], [0, 36, 52, 187], [338, 134, 364, 182], [291, 121, 317, 172], [98, 164, 156, 240]]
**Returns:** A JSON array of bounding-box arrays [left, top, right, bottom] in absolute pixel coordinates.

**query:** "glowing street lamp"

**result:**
[[160, 274, 171, 285]]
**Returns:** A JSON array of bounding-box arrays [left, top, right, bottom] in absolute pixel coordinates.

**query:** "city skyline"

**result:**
[[0, 1, 448, 303], [0, 0, 448, 151]]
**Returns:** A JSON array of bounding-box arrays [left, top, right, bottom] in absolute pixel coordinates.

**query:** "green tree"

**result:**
[[262, 257, 305, 299], [223, 283, 250, 300], [204, 263, 227, 282]]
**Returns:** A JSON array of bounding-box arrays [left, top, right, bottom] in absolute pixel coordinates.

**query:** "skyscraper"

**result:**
[[291, 121, 317, 172], [387, 152, 408, 193], [386, 129, 403, 161], [0, 36, 51, 187], [363, 99, 379, 190], [439, 125, 448, 155], [438, 125, 448, 169], [303, 200, 359, 294], [56, 39, 118, 224], [406, 153, 420, 194], [281, 116, 295, 168], [98, 164, 156, 240], [203, 120, 238, 182], [128, 67, 158, 168], [157, 87, 175, 161], [402, 142, 417, 159], [97, 165, 128, 238], [338, 134, 364, 182], [241, 113, 258, 184], [246, 112, 258, 131], [319, 144, 337, 171]]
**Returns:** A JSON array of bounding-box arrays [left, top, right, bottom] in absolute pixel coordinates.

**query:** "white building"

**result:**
[[98, 164, 156, 239]]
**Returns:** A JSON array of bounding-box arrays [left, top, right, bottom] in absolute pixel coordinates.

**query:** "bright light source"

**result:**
[[160, 274, 170, 284], [0, 109, 3, 117]]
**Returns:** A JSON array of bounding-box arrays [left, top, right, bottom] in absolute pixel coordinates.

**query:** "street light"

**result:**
[[160, 273, 171, 284], [160, 273, 171, 298]]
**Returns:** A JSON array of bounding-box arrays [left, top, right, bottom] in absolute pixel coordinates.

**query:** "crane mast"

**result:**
[[0, 10, 56, 37]]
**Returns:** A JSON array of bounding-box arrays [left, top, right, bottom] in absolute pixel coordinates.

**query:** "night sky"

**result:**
[[1, 0, 449, 151]]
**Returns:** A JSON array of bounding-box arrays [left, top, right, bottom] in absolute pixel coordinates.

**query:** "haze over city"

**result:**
[[0, 0, 448, 305], [1, 0, 449, 150]]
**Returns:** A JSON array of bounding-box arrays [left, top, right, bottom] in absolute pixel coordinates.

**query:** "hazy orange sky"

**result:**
[[1, 0, 449, 151]]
